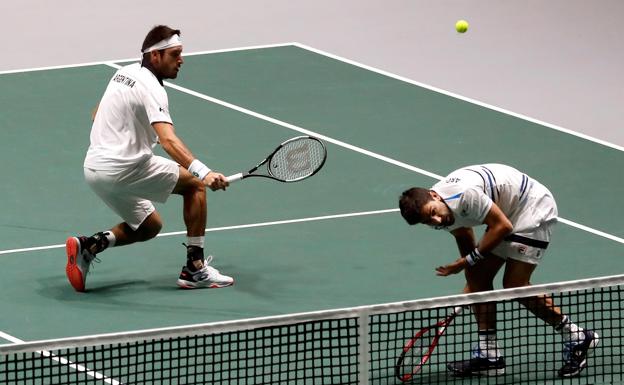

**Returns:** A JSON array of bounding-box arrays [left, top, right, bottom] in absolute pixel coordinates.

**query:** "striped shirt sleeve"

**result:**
[[460, 187, 493, 223]]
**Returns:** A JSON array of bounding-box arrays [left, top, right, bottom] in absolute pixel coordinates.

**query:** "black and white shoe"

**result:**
[[558, 330, 599, 377], [447, 347, 505, 376], [177, 256, 234, 289]]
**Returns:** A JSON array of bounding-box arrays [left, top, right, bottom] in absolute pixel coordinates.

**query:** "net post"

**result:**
[[358, 309, 370, 385]]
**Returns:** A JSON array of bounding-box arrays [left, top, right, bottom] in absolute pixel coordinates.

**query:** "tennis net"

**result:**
[[1, 274, 622, 384]]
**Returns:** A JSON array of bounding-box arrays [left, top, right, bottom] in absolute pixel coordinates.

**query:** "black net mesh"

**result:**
[[370, 285, 623, 385], [2, 279, 623, 385], [1, 319, 360, 385]]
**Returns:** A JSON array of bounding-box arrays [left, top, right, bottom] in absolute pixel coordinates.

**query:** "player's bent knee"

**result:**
[[138, 215, 163, 241], [142, 222, 162, 241]]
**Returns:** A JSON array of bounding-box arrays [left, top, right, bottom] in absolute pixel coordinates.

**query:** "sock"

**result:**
[[555, 315, 584, 342], [186, 236, 204, 248], [103, 231, 116, 248], [478, 330, 501, 360]]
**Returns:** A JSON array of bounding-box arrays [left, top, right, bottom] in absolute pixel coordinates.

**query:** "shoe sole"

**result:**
[[448, 367, 505, 377], [176, 278, 234, 289], [65, 237, 86, 292], [559, 332, 600, 378]]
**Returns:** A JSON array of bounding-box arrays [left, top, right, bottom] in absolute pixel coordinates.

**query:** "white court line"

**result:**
[[0, 42, 296, 75], [294, 43, 624, 153], [0, 331, 122, 384], [1, 208, 622, 258], [558, 218, 624, 245], [0, 209, 399, 256]]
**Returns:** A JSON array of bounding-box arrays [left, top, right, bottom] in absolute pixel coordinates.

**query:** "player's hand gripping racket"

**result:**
[[395, 306, 464, 382], [226, 136, 327, 183]]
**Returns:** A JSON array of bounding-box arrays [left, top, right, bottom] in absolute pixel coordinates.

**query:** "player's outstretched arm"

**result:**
[[434, 227, 476, 276]]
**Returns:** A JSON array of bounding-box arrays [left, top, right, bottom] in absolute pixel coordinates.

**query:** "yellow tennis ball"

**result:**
[[455, 20, 469, 33]]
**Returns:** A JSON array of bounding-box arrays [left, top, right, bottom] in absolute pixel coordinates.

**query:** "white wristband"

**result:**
[[188, 159, 211, 181], [465, 248, 484, 266]]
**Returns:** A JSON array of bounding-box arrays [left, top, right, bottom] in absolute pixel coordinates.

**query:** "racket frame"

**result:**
[[227, 136, 327, 183], [395, 306, 464, 382]]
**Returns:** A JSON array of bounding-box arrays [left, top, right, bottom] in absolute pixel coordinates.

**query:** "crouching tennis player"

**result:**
[[399, 163, 598, 377], [66, 25, 233, 292]]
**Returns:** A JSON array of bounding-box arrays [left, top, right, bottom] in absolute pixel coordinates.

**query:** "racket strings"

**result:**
[[269, 138, 326, 181]]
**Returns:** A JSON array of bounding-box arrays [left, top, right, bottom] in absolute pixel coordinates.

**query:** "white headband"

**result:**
[[142, 34, 182, 54]]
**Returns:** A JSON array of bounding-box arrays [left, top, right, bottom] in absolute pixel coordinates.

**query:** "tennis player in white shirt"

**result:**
[[399, 163, 598, 378], [66, 25, 233, 292]]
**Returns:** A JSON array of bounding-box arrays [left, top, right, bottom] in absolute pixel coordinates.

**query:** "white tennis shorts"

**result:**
[[491, 183, 558, 265], [84, 156, 179, 230]]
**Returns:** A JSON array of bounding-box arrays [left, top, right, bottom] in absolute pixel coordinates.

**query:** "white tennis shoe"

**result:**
[[177, 256, 234, 289]]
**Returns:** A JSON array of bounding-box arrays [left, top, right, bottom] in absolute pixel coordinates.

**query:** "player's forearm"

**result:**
[[477, 222, 513, 254], [455, 237, 476, 258], [152, 122, 198, 169], [476, 203, 513, 255], [160, 136, 195, 168], [451, 228, 476, 257], [460, 219, 511, 267]]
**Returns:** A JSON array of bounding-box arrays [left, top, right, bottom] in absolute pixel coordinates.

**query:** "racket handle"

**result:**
[[226, 173, 244, 183]]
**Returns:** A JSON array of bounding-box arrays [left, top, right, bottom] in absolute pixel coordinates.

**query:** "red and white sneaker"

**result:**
[[177, 256, 234, 289], [65, 236, 97, 292]]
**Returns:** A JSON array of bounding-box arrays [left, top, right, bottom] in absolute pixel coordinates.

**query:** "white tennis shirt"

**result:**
[[84, 63, 173, 170], [431, 164, 557, 233]]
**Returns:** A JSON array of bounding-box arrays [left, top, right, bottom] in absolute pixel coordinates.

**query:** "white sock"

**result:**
[[187, 236, 204, 248], [556, 315, 584, 342], [478, 330, 501, 359]]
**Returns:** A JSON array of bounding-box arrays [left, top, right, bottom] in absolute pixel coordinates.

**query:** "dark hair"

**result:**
[[141, 25, 181, 65], [399, 187, 433, 225]]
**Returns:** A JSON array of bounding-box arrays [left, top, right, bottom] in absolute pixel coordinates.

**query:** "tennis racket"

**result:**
[[395, 306, 464, 382], [226, 136, 327, 183]]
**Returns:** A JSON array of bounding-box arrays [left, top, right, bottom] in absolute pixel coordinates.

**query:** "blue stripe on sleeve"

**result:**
[[519, 174, 528, 200], [444, 192, 463, 201], [480, 167, 497, 202]]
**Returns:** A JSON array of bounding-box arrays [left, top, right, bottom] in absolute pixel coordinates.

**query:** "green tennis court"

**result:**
[[0, 44, 622, 383]]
